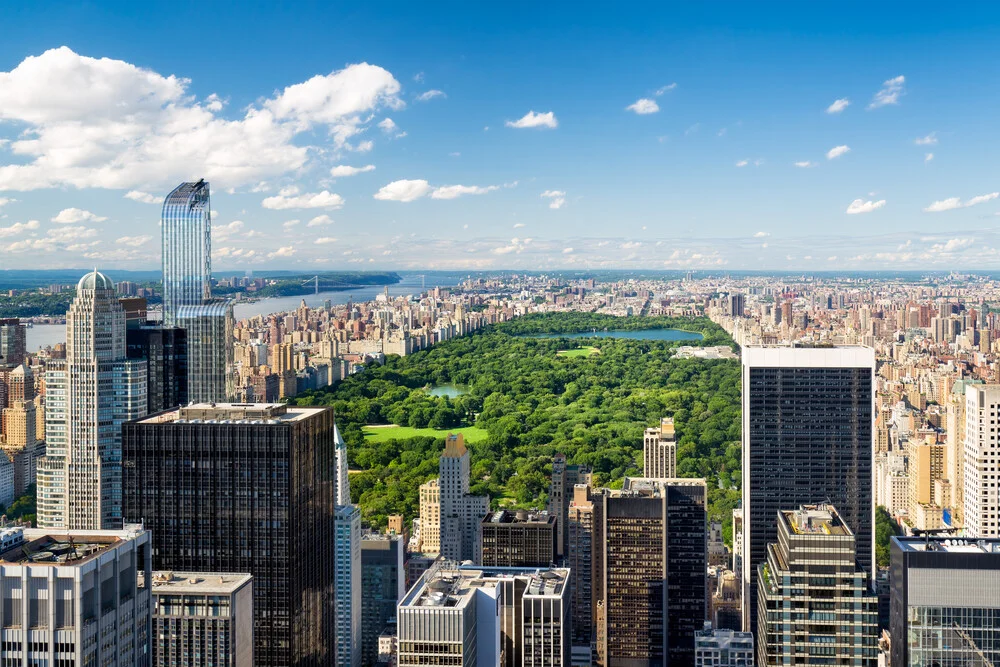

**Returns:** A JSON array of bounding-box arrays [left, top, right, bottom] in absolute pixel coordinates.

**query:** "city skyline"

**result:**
[[2, 3, 1000, 271]]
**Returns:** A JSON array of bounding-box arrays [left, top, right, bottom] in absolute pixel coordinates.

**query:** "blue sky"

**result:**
[[1, 2, 999, 271]]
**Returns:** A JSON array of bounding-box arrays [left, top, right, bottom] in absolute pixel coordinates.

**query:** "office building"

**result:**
[[152, 571, 254, 667], [361, 533, 406, 667], [599, 477, 707, 666], [566, 484, 601, 655], [335, 504, 362, 667], [417, 478, 441, 554], [126, 325, 188, 413], [548, 453, 592, 559], [123, 402, 337, 667], [741, 346, 874, 631], [481, 509, 557, 567], [907, 435, 947, 530], [177, 300, 235, 403], [889, 536, 1000, 665], [36, 270, 147, 530], [336, 423, 351, 505], [436, 433, 489, 563], [0, 525, 152, 666], [964, 384, 1000, 537], [1, 398, 43, 495], [695, 625, 754, 666], [396, 564, 570, 667], [756, 505, 878, 666], [728, 293, 746, 318], [0, 318, 26, 367], [643, 416, 677, 480]]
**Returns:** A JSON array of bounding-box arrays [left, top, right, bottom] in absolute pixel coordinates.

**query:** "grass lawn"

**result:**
[[362, 424, 489, 443], [557, 345, 600, 358]]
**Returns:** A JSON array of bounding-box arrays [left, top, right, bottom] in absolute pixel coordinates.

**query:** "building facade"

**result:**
[[481, 510, 557, 568], [643, 417, 677, 479], [741, 345, 875, 631], [438, 434, 489, 564], [964, 384, 1000, 537], [123, 402, 338, 667], [548, 453, 592, 560], [126, 325, 188, 413], [566, 483, 601, 656], [335, 504, 362, 667], [152, 571, 254, 667], [361, 533, 405, 667], [0, 318, 26, 367], [37, 270, 147, 530]]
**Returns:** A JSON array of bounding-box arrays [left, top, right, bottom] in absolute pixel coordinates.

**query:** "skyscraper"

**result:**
[[123, 402, 337, 667], [438, 433, 489, 563], [161, 180, 233, 402], [0, 318, 26, 367], [548, 453, 592, 559], [741, 345, 874, 631], [480, 509, 557, 567], [126, 324, 188, 413], [599, 477, 707, 666], [335, 504, 362, 667], [567, 483, 603, 662], [964, 384, 1000, 537], [361, 533, 405, 667], [643, 416, 677, 479], [36, 270, 147, 530]]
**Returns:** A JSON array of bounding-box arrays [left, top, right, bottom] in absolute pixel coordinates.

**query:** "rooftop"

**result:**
[[617, 476, 707, 497], [782, 504, 850, 536], [442, 433, 467, 458], [137, 402, 327, 425], [401, 565, 568, 610], [151, 571, 252, 595], [894, 537, 1000, 554], [483, 509, 556, 525], [0, 526, 145, 566]]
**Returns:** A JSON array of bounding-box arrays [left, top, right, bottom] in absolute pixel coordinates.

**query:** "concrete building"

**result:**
[[123, 403, 338, 667], [417, 478, 441, 554], [0, 525, 152, 666], [695, 624, 754, 666], [36, 270, 147, 530], [361, 533, 406, 667], [335, 504, 362, 667], [599, 477, 707, 667], [438, 434, 489, 563], [756, 505, 878, 666], [566, 484, 601, 659], [732, 508, 743, 579], [152, 571, 254, 667], [643, 416, 677, 480], [481, 510, 557, 567], [548, 453, 592, 560], [0, 318, 26, 367], [907, 435, 946, 530], [890, 536, 1000, 665], [742, 346, 875, 631], [964, 384, 1000, 537]]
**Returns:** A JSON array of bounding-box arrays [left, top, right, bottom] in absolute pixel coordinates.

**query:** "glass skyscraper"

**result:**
[[161, 180, 233, 402]]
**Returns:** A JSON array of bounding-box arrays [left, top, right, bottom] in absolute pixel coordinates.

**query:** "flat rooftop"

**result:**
[[894, 537, 1000, 554], [483, 509, 556, 525], [0, 527, 145, 566], [401, 566, 569, 610], [782, 504, 850, 536], [151, 571, 252, 595], [618, 476, 706, 497], [137, 402, 326, 425]]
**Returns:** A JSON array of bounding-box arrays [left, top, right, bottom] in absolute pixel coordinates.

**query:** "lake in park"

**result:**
[[525, 328, 704, 342], [427, 383, 468, 398]]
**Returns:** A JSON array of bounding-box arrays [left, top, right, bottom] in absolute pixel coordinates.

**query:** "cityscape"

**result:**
[[2, 4, 1000, 667]]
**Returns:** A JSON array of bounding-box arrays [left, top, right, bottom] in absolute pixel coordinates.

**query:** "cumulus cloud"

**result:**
[[378, 117, 405, 137], [330, 164, 375, 177], [123, 190, 159, 204], [213, 220, 244, 238], [826, 145, 850, 160], [51, 207, 107, 223], [0, 219, 40, 238], [924, 192, 999, 212], [430, 185, 499, 200], [794, 161, 817, 168], [373, 179, 432, 202], [116, 235, 151, 247], [0, 197, 15, 208], [315, 237, 338, 244], [268, 246, 295, 259], [826, 98, 850, 114], [505, 110, 558, 129], [563, 247, 574, 253], [0, 47, 402, 191], [281, 219, 300, 230], [626, 98, 659, 114], [914, 132, 937, 145], [931, 238, 974, 253], [513, 223, 526, 229], [541, 190, 566, 209], [416, 89, 445, 102], [307, 214, 334, 227], [735, 160, 749, 167], [261, 190, 344, 210], [868, 75, 905, 109], [846, 198, 886, 215]]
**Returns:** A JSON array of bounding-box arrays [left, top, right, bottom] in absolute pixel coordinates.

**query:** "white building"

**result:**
[[335, 504, 362, 667], [695, 624, 754, 666], [0, 525, 152, 666], [0, 454, 13, 507], [643, 416, 677, 479], [964, 385, 1000, 537], [36, 270, 147, 530]]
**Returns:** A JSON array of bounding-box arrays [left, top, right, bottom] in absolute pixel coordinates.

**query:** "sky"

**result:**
[[1, 2, 1000, 272]]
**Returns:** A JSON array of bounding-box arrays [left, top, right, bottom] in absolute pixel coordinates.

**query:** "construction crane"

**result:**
[[301, 276, 319, 294]]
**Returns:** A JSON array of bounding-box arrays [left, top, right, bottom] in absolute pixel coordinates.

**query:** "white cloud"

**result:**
[[307, 214, 334, 227], [753, 231, 770, 238], [261, 190, 344, 209], [430, 184, 499, 199], [931, 238, 974, 253], [282, 219, 300, 230], [735, 160, 749, 167], [505, 110, 558, 129], [51, 207, 107, 223], [563, 247, 574, 253], [513, 223, 526, 229], [925, 153, 934, 163], [868, 75, 905, 109], [914, 132, 937, 145], [826, 145, 850, 160], [654, 83, 677, 96], [416, 89, 445, 102], [0, 47, 402, 191], [626, 98, 659, 115], [541, 190, 566, 209], [351, 139, 375, 152], [846, 198, 886, 215], [0, 197, 15, 208], [826, 98, 850, 114], [213, 220, 244, 238], [794, 161, 817, 168], [268, 246, 295, 258], [330, 164, 375, 177], [378, 117, 399, 133], [373, 179, 432, 202], [315, 237, 338, 244], [45, 226, 98, 243], [0, 219, 39, 238], [924, 192, 999, 212], [116, 235, 151, 247]]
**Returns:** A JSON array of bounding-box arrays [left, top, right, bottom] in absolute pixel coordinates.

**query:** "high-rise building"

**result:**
[[361, 533, 406, 667], [36, 270, 147, 530], [417, 478, 441, 554], [567, 483, 600, 657], [548, 453, 592, 560], [1, 399, 43, 495], [336, 422, 351, 505], [396, 564, 570, 667], [643, 416, 677, 479], [0, 318, 26, 367], [741, 345, 874, 631], [481, 509, 557, 567], [964, 384, 1000, 537], [728, 293, 746, 318], [126, 325, 188, 413], [161, 180, 234, 402], [890, 536, 1000, 665], [732, 508, 744, 579], [335, 504, 362, 667], [756, 505, 878, 666], [0, 525, 152, 666], [599, 477, 707, 666], [152, 571, 254, 667], [437, 433, 489, 563], [695, 624, 754, 666], [907, 435, 946, 530], [123, 402, 337, 667]]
